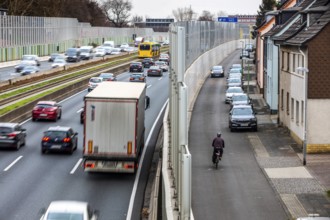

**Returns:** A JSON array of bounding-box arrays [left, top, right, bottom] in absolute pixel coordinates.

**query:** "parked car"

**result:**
[[229, 68, 242, 74], [129, 62, 144, 72], [142, 58, 155, 68], [20, 66, 40, 75], [210, 65, 224, 77], [48, 53, 62, 62], [227, 78, 243, 88], [94, 48, 106, 57], [227, 73, 242, 82], [245, 43, 254, 52], [0, 123, 26, 150], [229, 104, 257, 132], [51, 59, 66, 68], [40, 200, 98, 220], [230, 93, 251, 108], [240, 49, 249, 59], [88, 77, 103, 92], [225, 86, 244, 103], [129, 73, 146, 82], [147, 65, 163, 76], [41, 126, 78, 154], [230, 64, 242, 70], [99, 73, 117, 81], [154, 60, 168, 72], [32, 101, 62, 122]]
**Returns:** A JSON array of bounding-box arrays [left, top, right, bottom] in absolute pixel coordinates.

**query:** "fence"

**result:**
[[0, 15, 167, 62], [164, 21, 239, 219]]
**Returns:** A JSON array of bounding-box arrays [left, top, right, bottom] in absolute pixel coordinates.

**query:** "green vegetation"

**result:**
[[327, 190, 330, 197]]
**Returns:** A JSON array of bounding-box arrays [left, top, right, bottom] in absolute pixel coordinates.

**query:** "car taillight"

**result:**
[[63, 137, 71, 142], [42, 137, 50, 142], [8, 133, 16, 138]]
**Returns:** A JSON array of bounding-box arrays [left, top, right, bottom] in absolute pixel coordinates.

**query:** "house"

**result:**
[[254, 0, 297, 95], [277, 0, 330, 153], [263, 0, 314, 114]]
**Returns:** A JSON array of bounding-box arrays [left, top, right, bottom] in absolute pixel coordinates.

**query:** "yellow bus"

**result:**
[[138, 42, 161, 58]]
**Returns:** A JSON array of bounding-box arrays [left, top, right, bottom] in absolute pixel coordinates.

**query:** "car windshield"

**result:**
[[227, 88, 243, 93], [228, 78, 241, 83], [22, 55, 35, 60], [131, 62, 140, 66], [90, 78, 102, 83], [155, 62, 165, 65], [232, 95, 248, 101], [212, 66, 222, 70], [230, 69, 241, 73], [46, 212, 83, 220], [0, 126, 13, 133], [232, 107, 253, 116], [44, 131, 67, 139], [232, 64, 241, 68], [37, 104, 53, 108], [24, 66, 34, 70], [149, 66, 159, 70], [80, 49, 90, 53], [100, 73, 113, 77], [132, 74, 142, 77]]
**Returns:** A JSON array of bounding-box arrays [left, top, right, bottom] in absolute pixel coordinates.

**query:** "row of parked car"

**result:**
[[210, 62, 258, 132]]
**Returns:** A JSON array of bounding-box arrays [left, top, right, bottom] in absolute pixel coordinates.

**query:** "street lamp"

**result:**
[[297, 66, 309, 166]]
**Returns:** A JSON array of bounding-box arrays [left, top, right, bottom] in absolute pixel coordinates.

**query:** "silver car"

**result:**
[[225, 86, 244, 103]]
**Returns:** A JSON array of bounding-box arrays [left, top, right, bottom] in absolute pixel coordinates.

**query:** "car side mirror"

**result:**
[[74, 132, 78, 135]]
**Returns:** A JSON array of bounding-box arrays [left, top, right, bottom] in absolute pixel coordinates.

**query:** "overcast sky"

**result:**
[[130, 0, 261, 19]]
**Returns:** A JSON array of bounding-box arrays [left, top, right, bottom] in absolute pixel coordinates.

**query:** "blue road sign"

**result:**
[[218, 17, 238, 22]]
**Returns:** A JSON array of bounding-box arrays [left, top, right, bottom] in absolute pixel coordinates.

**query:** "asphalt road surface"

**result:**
[[0, 68, 169, 220], [189, 50, 288, 220]]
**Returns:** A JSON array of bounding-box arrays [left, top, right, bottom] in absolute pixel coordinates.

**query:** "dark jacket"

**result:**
[[212, 137, 225, 149]]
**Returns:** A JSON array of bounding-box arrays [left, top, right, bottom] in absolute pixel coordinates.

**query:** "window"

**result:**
[[281, 51, 284, 70], [281, 89, 284, 110], [287, 52, 290, 71], [293, 53, 296, 73], [291, 98, 294, 120], [301, 100, 304, 124], [286, 92, 290, 115], [296, 101, 299, 124]]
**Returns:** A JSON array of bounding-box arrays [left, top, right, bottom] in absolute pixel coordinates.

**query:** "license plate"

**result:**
[[241, 123, 249, 126], [102, 161, 116, 167], [40, 113, 47, 117], [0, 136, 6, 139], [51, 145, 61, 149]]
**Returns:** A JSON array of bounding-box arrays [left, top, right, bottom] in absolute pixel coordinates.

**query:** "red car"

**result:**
[[32, 101, 62, 122]]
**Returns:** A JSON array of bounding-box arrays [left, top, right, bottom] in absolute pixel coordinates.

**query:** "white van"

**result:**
[[103, 41, 114, 48], [80, 46, 94, 60]]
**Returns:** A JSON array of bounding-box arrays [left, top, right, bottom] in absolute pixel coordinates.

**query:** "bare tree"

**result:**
[[101, 0, 132, 27], [217, 10, 228, 17], [198, 10, 214, 21], [1, 0, 36, 16], [172, 6, 196, 21]]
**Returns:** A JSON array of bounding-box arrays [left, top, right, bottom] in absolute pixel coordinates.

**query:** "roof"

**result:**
[[285, 3, 330, 45], [37, 101, 57, 105], [85, 81, 145, 99], [47, 126, 71, 131], [46, 200, 88, 213], [0, 122, 19, 128]]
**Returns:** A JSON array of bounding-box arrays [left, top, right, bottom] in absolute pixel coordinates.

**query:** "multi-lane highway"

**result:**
[[0, 65, 169, 220]]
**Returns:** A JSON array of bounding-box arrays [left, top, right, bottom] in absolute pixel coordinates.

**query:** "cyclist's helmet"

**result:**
[[217, 132, 221, 137]]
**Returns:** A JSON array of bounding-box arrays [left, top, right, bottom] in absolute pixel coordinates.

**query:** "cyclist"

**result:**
[[212, 132, 225, 163]]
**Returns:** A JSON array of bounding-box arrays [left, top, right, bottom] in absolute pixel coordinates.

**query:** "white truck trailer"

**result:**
[[83, 81, 146, 173]]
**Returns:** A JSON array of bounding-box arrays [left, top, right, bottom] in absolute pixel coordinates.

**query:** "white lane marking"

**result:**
[[126, 99, 169, 220], [77, 108, 83, 113], [70, 158, 83, 174], [158, 77, 163, 81], [147, 84, 152, 89], [4, 156, 23, 172]]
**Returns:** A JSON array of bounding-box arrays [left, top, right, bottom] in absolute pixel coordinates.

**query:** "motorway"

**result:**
[[0, 63, 169, 220]]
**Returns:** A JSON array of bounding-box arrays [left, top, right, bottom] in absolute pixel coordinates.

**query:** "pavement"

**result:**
[[242, 63, 330, 219]]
